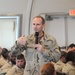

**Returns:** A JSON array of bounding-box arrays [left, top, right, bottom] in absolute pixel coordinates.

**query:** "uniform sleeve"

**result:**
[[0, 58, 6, 68], [68, 70, 75, 75], [6, 67, 16, 75], [42, 36, 61, 62], [51, 39, 61, 62]]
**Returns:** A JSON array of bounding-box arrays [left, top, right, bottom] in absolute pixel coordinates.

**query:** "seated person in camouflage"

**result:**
[[62, 51, 75, 75], [54, 51, 67, 72], [0, 51, 16, 74], [0, 48, 8, 68], [6, 54, 26, 75]]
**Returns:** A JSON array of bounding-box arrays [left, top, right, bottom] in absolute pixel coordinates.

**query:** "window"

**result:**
[[0, 14, 22, 49]]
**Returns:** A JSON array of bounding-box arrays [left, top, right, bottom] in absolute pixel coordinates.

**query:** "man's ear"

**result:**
[[43, 24, 45, 30]]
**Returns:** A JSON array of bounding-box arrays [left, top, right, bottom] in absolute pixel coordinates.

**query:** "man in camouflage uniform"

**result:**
[[6, 54, 25, 75], [62, 51, 75, 75], [54, 51, 67, 72], [17, 16, 61, 75]]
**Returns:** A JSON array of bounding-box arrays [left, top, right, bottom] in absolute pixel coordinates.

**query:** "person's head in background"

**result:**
[[66, 50, 75, 66], [5, 51, 11, 61], [60, 51, 67, 63], [16, 54, 26, 69], [66, 43, 75, 53], [41, 62, 56, 75], [9, 53, 16, 65], [2, 48, 8, 59], [32, 16, 45, 37]]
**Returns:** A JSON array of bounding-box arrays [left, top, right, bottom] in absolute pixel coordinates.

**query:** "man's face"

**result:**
[[16, 58, 25, 68], [32, 18, 45, 33]]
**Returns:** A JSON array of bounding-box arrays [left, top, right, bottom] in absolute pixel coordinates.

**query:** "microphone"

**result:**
[[35, 32, 39, 63], [35, 32, 39, 49], [35, 32, 39, 44]]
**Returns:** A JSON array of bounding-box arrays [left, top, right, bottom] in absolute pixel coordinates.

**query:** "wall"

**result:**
[[0, 0, 75, 35], [0, 0, 28, 35], [0, 0, 75, 47], [29, 0, 75, 34]]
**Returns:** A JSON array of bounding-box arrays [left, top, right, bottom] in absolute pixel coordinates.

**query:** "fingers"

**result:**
[[17, 35, 26, 45]]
